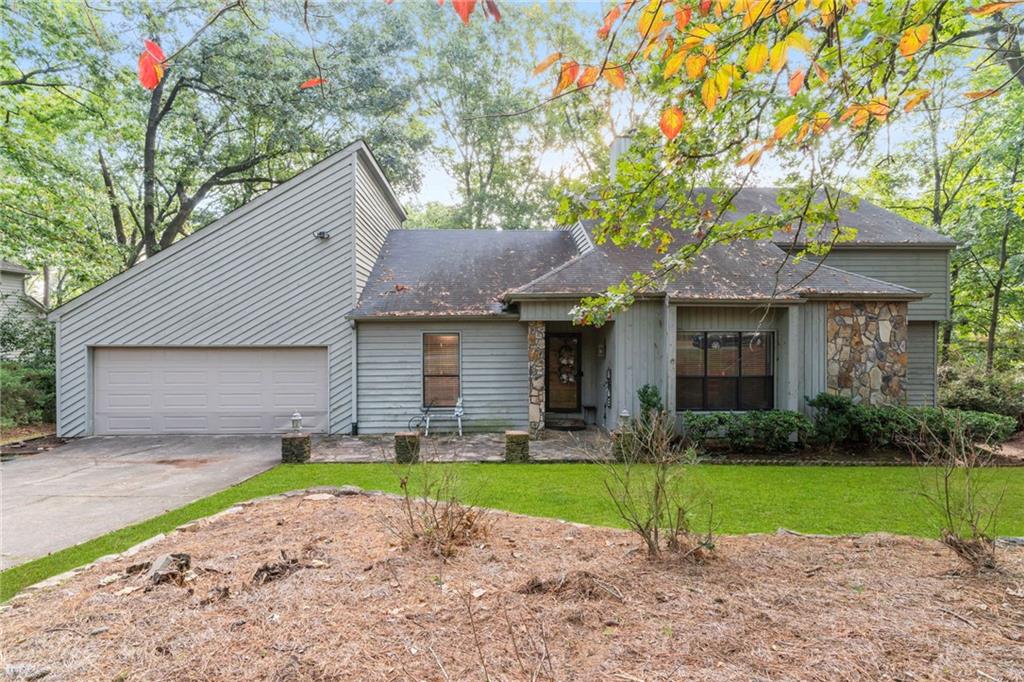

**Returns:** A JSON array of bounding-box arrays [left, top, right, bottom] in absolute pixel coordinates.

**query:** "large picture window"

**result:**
[[423, 333, 461, 407], [676, 331, 774, 411]]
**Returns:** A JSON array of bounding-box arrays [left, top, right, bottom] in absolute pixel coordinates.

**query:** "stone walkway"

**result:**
[[311, 428, 610, 463]]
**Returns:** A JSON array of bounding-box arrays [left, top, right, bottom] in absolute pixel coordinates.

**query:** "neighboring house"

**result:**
[[47, 139, 954, 437], [1, 259, 46, 325]]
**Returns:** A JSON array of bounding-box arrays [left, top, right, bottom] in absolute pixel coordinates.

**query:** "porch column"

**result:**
[[527, 321, 545, 436], [826, 301, 908, 405]]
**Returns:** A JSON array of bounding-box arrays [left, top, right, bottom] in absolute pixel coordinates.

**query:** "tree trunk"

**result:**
[[142, 78, 165, 257], [42, 264, 51, 310], [986, 155, 1019, 372], [940, 265, 958, 365]]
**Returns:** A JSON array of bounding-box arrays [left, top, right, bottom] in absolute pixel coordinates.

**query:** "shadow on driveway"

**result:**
[[1, 435, 279, 569]]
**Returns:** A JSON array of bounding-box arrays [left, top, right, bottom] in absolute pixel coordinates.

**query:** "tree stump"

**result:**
[[395, 432, 420, 463], [281, 433, 311, 463], [505, 430, 530, 462]]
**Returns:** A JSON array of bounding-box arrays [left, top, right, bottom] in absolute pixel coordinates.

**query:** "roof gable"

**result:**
[[49, 140, 399, 320]]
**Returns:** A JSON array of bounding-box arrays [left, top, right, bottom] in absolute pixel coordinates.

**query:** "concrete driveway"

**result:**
[[1, 436, 280, 569]]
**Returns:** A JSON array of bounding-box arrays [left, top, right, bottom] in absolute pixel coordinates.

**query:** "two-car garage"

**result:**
[[91, 347, 328, 435]]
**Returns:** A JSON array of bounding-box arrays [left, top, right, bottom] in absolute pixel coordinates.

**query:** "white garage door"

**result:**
[[93, 347, 328, 434]]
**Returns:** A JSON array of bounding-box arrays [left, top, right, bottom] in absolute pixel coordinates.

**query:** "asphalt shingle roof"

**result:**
[[509, 238, 922, 301], [717, 187, 953, 247], [349, 230, 578, 318], [351, 189, 941, 317]]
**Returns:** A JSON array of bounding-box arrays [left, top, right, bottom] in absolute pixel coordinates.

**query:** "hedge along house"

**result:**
[[49, 140, 954, 437]]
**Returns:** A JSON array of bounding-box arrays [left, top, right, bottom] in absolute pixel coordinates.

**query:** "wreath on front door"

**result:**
[[557, 343, 576, 384]]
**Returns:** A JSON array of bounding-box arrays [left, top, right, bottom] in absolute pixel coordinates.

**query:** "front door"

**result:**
[[545, 333, 581, 412]]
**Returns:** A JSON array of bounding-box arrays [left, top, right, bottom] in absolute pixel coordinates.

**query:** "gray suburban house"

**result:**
[[48, 140, 953, 437], [1, 259, 45, 324]]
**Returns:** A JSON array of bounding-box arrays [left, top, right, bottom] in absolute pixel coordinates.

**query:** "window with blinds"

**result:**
[[423, 333, 460, 407], [675, 331, 774, 411]]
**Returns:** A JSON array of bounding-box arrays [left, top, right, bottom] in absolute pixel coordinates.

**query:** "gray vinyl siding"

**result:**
[[354, 153, 401, 292], [800, 301, 828, 410], [356, 321, 529, 433], [1, 271, 43, 324], [52, 144, 399, 437], [612, 300, 665, 418], [816, 248, 950, 321], [519, 300, 579, 321], [906, 321, 937, 406]]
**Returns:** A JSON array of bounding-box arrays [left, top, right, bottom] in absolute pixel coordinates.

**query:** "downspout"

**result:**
[[350, 319, 358, 435]]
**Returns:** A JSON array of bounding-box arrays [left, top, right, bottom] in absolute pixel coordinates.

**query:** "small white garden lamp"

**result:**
[[291, 412, 303, 433]]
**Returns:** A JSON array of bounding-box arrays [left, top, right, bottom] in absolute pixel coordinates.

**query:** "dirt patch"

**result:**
[[0, 426, 62, 457], [2, 493, 1022, 680], [1000, 431, 1024, 462]]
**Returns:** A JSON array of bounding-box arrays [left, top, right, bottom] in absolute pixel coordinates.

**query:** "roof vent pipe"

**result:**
[[609, 132, 634, 181]]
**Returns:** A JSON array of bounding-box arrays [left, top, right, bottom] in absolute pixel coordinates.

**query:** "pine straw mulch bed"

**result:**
[[2, 490, 1023, 681]]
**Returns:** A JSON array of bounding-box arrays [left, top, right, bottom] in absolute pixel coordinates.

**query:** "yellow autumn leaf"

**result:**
[[638, 0, 663, 36], [553, 61, 580, 96], [701, 78, 719, 110], [769, 42, 788, 72], [795, 121, 810, 143], [578, 65, 601, 87], [866, 97, 890, 121], [966, 2, 1022, 18], [965, 89, 1000, 100], [664, 49, 687, 79], [685, 54, 708, 79], [604, 66, 626, 89], [786, 31, 812, 53], [773, 113, 798, 139], [659, 106, 686, 140], [852, 108, 870, 127], [738, 146, 764, 166], [745, 43, 769, 72], [839, 104, 859, 122], [533, 52, 562, 76], [898, 24, 932, 58], [812, 110, 831, 134], [813, 62, 829, 83], [788, 69, 805, 96], [742, 0, 774, 28], [902, 89, 930, 112], [682, 23, 721, 48], [715, 68, 731, 97]]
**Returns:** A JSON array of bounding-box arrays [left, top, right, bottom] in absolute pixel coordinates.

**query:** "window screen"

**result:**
[[423, 334, 460, 407]]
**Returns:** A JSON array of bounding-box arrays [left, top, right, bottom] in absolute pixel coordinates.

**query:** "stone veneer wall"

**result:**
[[826, 301, 908, 405], [527, 321, 545, 436]]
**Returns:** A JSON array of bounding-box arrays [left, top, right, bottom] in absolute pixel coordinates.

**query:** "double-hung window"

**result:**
[[676, 331, 774, 411], [423, 333, 460, 407]]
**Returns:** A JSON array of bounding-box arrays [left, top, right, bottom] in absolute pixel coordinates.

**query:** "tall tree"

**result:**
[[1, 1, 430, 297], [401, 1, 605, 230], [860, 73, 1023, 370]]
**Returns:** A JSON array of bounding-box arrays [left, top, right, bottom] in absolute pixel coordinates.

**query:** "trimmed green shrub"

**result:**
[[912, 408, 1016, 445], [939, 363, 1024, 427], [679, 410, 811, 454], [637, 384, 664, 416], [806, 392, 1016, 452], [0, 362, 56, 429]]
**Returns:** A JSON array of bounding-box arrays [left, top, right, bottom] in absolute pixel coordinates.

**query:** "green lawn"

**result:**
[[2, 462, 1022, 602]]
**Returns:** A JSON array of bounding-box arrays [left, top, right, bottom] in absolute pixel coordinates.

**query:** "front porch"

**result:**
[[526, 318, 615, 435], [311, 428, 609, 463]]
